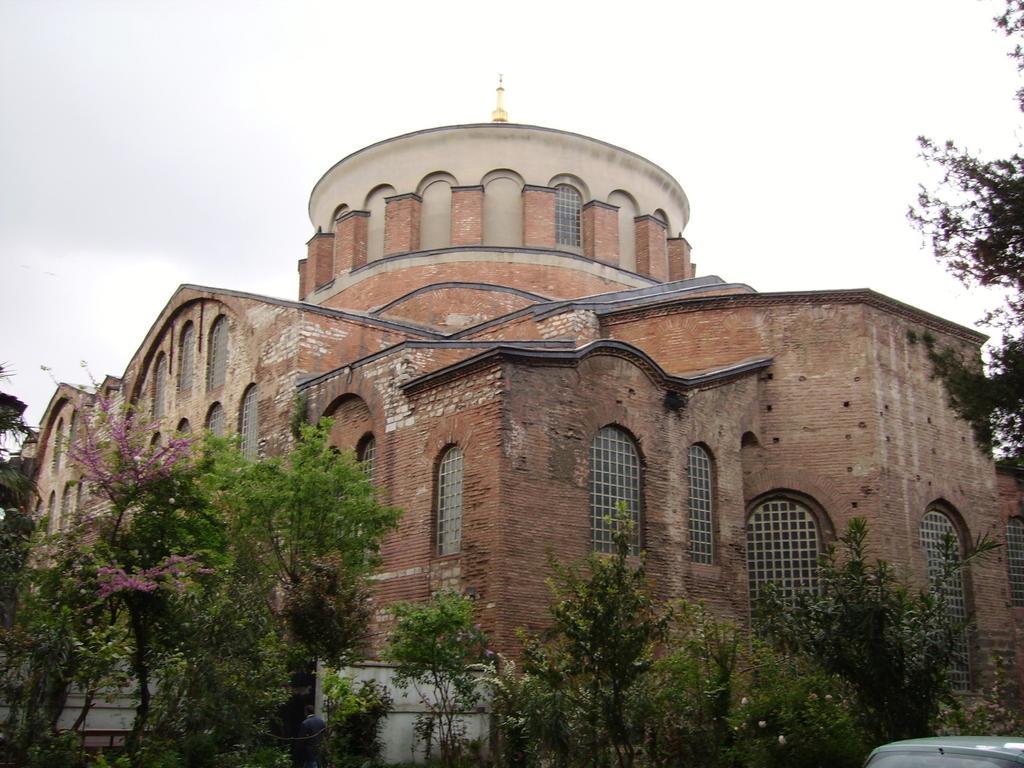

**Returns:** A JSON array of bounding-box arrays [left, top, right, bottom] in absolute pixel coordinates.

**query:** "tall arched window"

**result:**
[[206, 402, 225, 436], [68, 411, 79, 454], [61, 484, 73, 531], [590, 426, 641, 554], [357, 433, 376, 479], [178, 321, 195, 393], [153, 352, 167, 418], [52, 418, 64, 474], [746, 497, 821, 604], [555, 185, 582, 248], [206, 315, 228, 390], [76, 482, 84, 517], [177, 418, 191, 435], [1007, 517, 1024, 608], [47, 491, 56, 535], [239, 384, 259, 458], [688, 444, 714, 564], [921, 509, 970, 690], [436, 446, 464, 556]]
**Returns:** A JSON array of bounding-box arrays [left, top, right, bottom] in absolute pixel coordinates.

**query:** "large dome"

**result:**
[[299, 123, 695, 313]]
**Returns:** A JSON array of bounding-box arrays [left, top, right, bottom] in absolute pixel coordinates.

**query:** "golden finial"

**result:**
[[491, 74, 508, 123]]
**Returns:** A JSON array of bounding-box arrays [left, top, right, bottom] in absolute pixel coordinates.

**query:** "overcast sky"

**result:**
[[1, 0, 1020, 427]]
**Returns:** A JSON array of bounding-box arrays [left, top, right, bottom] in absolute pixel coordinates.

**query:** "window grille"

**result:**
[[178, 322, 195, 393], [590, 426, 641, 554], [921, 509, 970, 690], [240, 385, 259, 458], [746, 498, 820, 604], [206, 315, 228, 390], [206, 402, 225, 436], [153, 353, 167, 419], [436, 446, 464, 556], [688, 444, 714, 564], [1008, 518, 1024, 608], [52, 418, 64, 473], [358, 434, 376, 479], [555, 185, 582, 248], [61, 484, 73, 531]]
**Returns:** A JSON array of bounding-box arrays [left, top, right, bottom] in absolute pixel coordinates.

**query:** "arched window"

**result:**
[[61, 484, 73, 531], [177, 418, 191, 435], [239, 384, 259, 458], [555, 185, 582, 248], [746, 497, 821, 604], [357, 433, 376, 478], [152, 432, 162, 448], [921, 509, 970, 690], [436, 446, 464, 556], [76, 482, 84, 517], [52, 418, 64, 474], [178, 321, 195, 393], [688, 444, 714, 564], [589, 426, 641, 554], [153, 352, 167, 418], [206, 315, 228, 390], [1007, 517, 1024, 608], [47, 491, 55, 535], [68, 411, 78, 454], [206, 402, 225, 436]]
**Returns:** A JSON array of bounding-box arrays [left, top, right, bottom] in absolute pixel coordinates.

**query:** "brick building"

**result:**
[[29, 118, 1024, 694]]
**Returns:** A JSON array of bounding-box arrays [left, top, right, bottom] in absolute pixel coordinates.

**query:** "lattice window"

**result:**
[[206, 402, 225, 436], [746, 498, 820, 604], [240, 385, 259, 458], [590, 426, 641, 554], [555, 185, 582, 248], [206, 315, 228, 390], [688, 444, 714, 564], [357, 434, 376, 479], [61, 484, 73, 531], [153, 353, 167, 419], [52, 418, 64, 474], [921, 509, 970, 691], [436, 446, 464, 556], [178, 322, 195, 393], [1008, 518, 1024, 608]]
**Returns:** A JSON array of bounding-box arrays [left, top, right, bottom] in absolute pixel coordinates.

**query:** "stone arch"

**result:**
[[548, 172, 591, 204], [654, 207, 671, 235], [417, 172, 457, 250], [364, 184, 396, 262], [482, 169, 524, 247], [608, 190, 638, 271], [330, 204, 349, 232], [742, 467, 846, 539]]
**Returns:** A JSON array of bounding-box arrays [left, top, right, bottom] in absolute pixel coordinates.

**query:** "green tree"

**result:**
[[910, 0, 1024, 459], [756, 518, 991, 744], [386, 590, 489, 767], [520, 513, 670, 768], [0, 366, 33, 629]]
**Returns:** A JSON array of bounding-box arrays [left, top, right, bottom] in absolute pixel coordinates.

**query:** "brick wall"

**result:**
[[384, 194, 422, 256], [450, 186, 484, 246], [522, 186, 556, 249], [635, 215, 668, 280], [582, 200, 619, 265]]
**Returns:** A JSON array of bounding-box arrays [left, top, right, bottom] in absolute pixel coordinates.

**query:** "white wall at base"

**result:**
[[327, 662, 491, 765]]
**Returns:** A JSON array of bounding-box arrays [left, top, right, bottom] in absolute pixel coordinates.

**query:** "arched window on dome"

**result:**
[[589, 426, 641, 554], [921, 508, 970, 690], [178, 321, 195, 393], [436, 446, 464, 556], [206, 402, 225, 437], [688, 444, 714, 564], [555, 185, 582, 249], [153, 352, 167, 419], [357, 433, 376, 479], [239, 384, 259, 458], [206, 315, 228, 390], [746, 496, 821, 605], [1007, 517, 1024, 608]]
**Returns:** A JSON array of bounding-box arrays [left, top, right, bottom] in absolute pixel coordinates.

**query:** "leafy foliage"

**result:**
[[322, 673, 392, 767], [756, 517, 991, 744], [910, 0, 1024, 459], [519, 513, 670, 768], [386, 590, 489, 767]]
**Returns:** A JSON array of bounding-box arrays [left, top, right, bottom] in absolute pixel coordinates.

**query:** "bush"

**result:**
[[322, 673, 392, 767]]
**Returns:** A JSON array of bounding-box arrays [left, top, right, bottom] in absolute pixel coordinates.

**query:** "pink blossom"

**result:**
[[95, 553, 213, 599]]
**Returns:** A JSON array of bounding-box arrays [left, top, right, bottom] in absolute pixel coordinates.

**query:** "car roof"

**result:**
[[871, 737, 1024, 761]]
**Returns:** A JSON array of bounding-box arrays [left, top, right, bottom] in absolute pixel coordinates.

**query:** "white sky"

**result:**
[[1, 0, 1020, 427]]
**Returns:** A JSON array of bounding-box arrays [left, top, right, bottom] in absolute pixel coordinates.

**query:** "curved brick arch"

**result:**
[[742, 468, 848, 538]]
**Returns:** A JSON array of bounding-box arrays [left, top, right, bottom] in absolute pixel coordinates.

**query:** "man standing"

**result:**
[[298, 703, 326, 768]]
